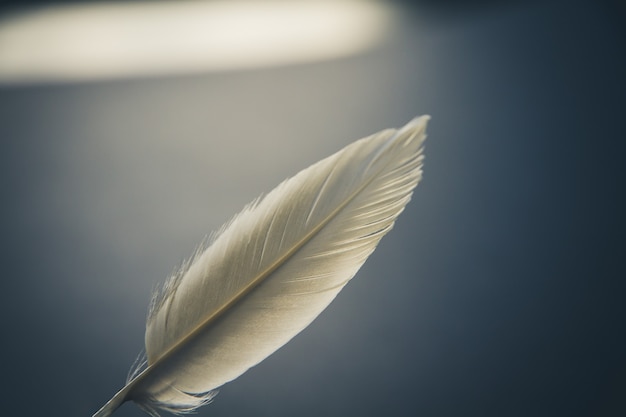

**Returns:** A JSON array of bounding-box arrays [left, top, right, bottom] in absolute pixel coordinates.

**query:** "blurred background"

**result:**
[[1, 0, 625, 416]]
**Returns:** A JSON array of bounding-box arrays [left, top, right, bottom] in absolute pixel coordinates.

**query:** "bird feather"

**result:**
[[93, 115, 430, 417]]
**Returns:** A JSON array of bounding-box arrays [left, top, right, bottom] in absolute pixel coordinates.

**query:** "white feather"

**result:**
[[93, 116, 430, 417]]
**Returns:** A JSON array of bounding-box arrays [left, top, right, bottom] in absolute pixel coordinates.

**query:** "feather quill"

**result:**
[[93, 116, 430, 417]]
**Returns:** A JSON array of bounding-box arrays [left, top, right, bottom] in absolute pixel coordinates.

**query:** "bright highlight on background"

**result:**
[[0, 0, 393, 84]]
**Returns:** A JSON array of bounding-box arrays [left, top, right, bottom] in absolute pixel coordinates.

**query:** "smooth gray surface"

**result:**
[[1, 1, 624, 416]]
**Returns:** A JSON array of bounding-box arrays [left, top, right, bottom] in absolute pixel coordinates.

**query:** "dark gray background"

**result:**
[[1, 1, 625, 416]]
